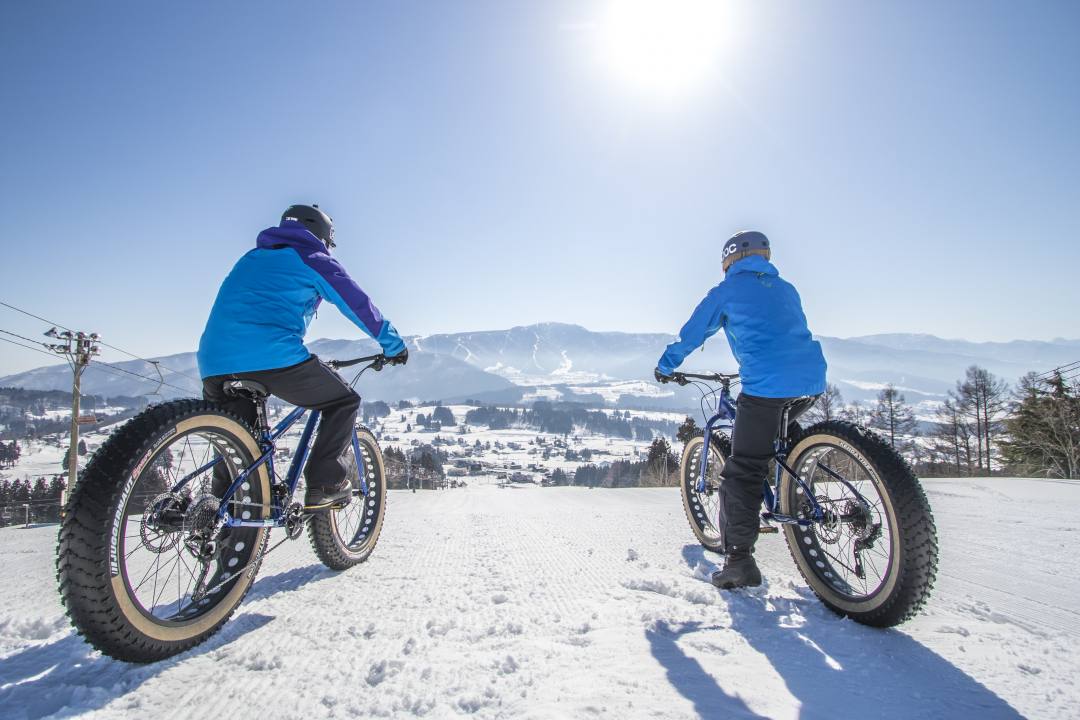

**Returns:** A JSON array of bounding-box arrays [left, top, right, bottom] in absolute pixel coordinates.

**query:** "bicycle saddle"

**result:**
[[222, 379, 270, 400]]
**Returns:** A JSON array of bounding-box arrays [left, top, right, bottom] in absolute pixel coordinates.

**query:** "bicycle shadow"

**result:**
[[674, 544, 1023, 719], [244, 562, 338, 602], [0, 612, 273, 719]]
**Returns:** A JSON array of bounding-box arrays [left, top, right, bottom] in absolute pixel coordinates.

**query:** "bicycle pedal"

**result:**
[[758, 526, 779, 534]]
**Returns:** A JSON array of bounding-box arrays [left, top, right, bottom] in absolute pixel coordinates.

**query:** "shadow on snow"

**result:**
[[0, 563, 337, 719], [642, 544, 1024, 720]]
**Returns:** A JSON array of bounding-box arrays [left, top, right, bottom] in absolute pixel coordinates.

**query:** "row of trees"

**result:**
[[547, 438, 679, 488], [464, 402, 678, 440], [382, 444, 448, 489], [773, 365, 1078, 479], [0, 476, 65, 525]]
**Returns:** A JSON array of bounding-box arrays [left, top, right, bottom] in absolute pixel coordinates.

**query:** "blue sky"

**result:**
[[1, 1, 1077, 376]]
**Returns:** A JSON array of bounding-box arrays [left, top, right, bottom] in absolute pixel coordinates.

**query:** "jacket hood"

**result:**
[[256, 222, 327, 253], [726, 254, 779, 276]]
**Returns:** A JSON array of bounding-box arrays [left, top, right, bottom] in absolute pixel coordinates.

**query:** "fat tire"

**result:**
[[56, 400, 269, 662], [680, 433, 732, 553], [781, 420, 938, 627], [308, 427, 387, 571]]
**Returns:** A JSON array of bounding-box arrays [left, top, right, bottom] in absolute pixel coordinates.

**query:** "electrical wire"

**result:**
[[1032, 360, 1080, 380], [84, 362, 196, 395], [0, 300, 72, 332], [0, 298, 201, 388], [0, 334, 62, 361]]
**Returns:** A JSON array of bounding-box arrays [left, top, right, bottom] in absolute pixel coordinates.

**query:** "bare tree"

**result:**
[[803, 383, 844, 425], [928, 397, 976, 475], [953, 366, 1010, 474], [840, 400, 871, 426]]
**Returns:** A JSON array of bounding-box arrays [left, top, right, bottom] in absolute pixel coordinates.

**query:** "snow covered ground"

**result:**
[[1, 477, 1076, 719]]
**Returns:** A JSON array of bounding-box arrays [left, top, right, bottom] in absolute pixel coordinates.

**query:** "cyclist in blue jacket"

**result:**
[[655, 230, 827, 589], [198, 204, 407, 511]]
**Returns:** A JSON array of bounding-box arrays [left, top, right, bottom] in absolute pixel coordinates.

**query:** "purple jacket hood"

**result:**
[[255, 221, 327, 254]]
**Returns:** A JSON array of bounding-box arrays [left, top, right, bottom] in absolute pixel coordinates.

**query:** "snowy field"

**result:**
[[1, 477, 1077, 719]]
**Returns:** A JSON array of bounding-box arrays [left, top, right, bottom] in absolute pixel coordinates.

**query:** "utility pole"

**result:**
[[45, 328, 100, 506]]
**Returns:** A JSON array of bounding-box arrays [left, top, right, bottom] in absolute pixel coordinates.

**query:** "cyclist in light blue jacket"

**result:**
[[198, 204, 407, 510], [655, 231, 827, 589]]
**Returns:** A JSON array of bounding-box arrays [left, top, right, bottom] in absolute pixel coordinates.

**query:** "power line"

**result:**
[[0, 328, 52, 349], [0, 298, 201, 388], [0, 334, 63, 361], [85, 361, 197, 395], [1033, 360, 1080, 380], [1, 332, 195, 395], [0, 300, 72, 333], [95, 339, 202, 385]]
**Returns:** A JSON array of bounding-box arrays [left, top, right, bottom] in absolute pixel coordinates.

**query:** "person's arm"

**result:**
[[298, 250, 406, 357], [656, 285, 726, 374]]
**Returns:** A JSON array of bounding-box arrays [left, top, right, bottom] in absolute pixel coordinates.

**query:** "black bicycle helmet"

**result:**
[[281, 203, 335, 248], [722, 230, 770, 272]]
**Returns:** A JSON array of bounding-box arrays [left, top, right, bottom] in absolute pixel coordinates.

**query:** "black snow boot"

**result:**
[[711, 546, 762, 590], [304, 479, 353, 512]]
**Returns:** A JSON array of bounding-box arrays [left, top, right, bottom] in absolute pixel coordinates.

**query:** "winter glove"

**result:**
[[654, 367, 673, 384], [387, 348, 409, 366]]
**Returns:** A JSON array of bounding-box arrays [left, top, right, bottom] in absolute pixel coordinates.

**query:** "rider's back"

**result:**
[[197, 223, 403, 379], [658, 254, 826, 398], [719, 255, 826, 397]]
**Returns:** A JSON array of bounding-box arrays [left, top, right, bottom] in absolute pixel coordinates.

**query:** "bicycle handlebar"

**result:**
[[327, 354, 386, 371], [669, 370, 740, 386]]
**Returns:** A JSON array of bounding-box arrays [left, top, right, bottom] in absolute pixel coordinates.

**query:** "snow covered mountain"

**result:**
[[0, 323, 1074, 408]]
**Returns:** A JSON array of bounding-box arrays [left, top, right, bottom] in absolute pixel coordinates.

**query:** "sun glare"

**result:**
[[597, 0, 732, 99]]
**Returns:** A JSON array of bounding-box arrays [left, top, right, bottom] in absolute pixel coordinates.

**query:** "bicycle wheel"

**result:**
[[308, 426, 387, 570], [57, 400, 271, 662], [680, 433, 731, 553], [780, 420, 937, 627]]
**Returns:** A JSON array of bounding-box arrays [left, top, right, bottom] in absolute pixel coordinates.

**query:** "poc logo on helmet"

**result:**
[[722, 243, 738, 260]]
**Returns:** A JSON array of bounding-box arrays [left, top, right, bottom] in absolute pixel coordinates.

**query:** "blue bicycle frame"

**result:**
[[692, 377, 870, 528], [168, 405, 370, 530]]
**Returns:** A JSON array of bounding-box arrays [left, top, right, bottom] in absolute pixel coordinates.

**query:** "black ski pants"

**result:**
[[202, 356, 360, 491], [719, 393, 818, 553]]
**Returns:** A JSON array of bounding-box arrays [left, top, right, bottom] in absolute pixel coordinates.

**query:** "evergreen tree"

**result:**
[[1001, 372, 1080, 478], [676, 416, 700, 444], [432, 406, 456, 426]]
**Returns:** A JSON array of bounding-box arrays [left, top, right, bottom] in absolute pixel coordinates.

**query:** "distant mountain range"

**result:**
[[1, 323, 1076, 412]]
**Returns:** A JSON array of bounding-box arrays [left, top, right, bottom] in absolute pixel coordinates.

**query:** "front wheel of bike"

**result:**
[[308, 426, 387, 571], [56, 400, 271, 662], [680, 433, 732, 553], [780, 420, 938, 627]]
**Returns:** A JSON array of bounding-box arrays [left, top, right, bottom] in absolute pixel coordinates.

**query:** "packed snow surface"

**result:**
[[2, 478, 1077, 719]]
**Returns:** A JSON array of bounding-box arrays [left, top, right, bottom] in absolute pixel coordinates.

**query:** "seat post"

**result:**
[[254, 398, 270, 436]]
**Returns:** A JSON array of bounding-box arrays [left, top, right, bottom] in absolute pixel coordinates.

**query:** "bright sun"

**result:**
[[596, 0, 733, 99]]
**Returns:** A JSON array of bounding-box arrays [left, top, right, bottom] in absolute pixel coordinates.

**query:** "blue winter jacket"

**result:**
[[657, 255, 827, 398], [197, 222, 406, 378]]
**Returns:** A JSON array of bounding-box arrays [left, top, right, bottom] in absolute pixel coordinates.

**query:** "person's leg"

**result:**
[[712, 393, 792, 589], [253, 357, 360, 490], [202, 375, 258, 496], [718, 393, 789, 553]]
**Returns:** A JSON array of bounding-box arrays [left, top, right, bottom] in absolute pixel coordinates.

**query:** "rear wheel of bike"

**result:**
[[56, 400, 271, 662], [680, 433, 732, 553], [308, 426, 387, 571], [780, 420, 937, 627]]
